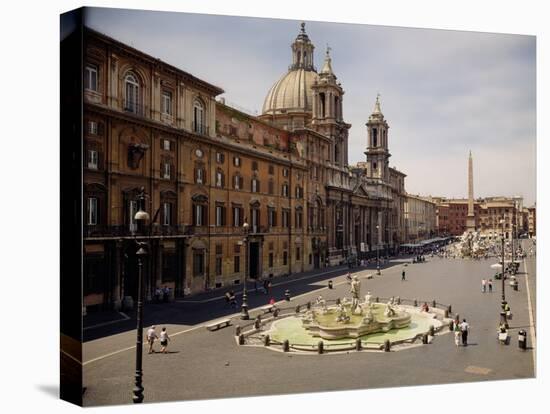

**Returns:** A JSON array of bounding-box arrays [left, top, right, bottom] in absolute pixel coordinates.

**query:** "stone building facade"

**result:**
[[82, 25, 409, 310], [404, 195, 437, 242]]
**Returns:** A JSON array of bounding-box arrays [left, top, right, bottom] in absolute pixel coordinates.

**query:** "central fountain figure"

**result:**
[[350, 275, 361, 312], [302, 288, 412, 340]]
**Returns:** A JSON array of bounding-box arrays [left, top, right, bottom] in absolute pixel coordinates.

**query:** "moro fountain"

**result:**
[[301, 276, 411, 340]]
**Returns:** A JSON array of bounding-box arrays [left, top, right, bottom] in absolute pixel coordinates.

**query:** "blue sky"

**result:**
[[85, 7, 536, 205]]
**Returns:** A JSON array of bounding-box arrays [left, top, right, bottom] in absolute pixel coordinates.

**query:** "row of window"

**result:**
[[198, 167, 302, 196], [196, 248, 300, 278], [85, 65, 208, 133], [86, 196, 309, 230], [194, 204, 303, 229]]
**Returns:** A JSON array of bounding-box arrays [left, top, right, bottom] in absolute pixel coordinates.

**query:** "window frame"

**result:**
[[84, 64, 98, 92], [161, 90, 173, 115]]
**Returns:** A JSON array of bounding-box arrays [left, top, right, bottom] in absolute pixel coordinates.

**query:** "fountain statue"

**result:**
[[350, 275, 361, 311], [364, 291, 373, 308], [302, 292, 412, 340]]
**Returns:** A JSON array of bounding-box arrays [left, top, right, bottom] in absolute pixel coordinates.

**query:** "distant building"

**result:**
[[404, 195, 437, 242], [528, 205, 536, 237]]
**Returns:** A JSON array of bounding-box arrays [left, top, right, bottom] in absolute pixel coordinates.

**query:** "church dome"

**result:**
[[262, 68, 319, 115], [261, 22, 319, 116]]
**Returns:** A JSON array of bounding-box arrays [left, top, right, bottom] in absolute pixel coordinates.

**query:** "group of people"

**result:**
[[146, 325, 171, 354], [224, 290, 237, 309], [154, 286, 172, 303], [481, 278, 494, 293], [453, 318, 470, 346]]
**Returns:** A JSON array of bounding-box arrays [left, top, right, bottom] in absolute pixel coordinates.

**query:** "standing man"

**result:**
[[401, 269, 406, 281], [460, 319, 470, 346], [481, 278, 486, 293], [488, 279, 493, 293], [146, 325, 158, 354]]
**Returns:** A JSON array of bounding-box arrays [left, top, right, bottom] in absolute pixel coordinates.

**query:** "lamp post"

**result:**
[[241, 219, 250, 320], [132, 190, 150, 404], [499, 218, 508, 329], [376, 225, 380, 275]]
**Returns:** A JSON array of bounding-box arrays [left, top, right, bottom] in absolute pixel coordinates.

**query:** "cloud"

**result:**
[[84, 7, 536, 205]]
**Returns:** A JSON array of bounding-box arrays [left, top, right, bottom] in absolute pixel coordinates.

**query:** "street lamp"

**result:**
[[376, 225, 380, 275], [241, 219, 250, 320], [499, 218, 508, 329], [132, 189, 150, 404]]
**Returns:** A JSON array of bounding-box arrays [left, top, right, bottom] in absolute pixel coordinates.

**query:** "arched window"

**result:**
[[193, 99, 205, 134], [124, 73, 140, 114]]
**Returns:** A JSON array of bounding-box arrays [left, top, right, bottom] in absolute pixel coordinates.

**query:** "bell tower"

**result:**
[[365, 94, 391, 181], [290, 22, 315, 71], [311, 47, 348, 166]]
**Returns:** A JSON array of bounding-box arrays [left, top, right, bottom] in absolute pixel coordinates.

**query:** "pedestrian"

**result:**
[[228, 290, 237, 309], [146, 325, 158, 354], [267, 281, 272, 295], [460, 319, 469, 346], [454, 323, 461, 346], [488, 279, 493, 293], [159, 327, 170, 354], [481, 278, 486, 293], [263, 279, 269, 295], [401, 269, 406, 281]]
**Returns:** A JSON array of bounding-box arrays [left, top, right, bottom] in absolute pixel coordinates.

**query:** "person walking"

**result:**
[[159, 327, 170, 354], [401, 269, 406, 281], [146, 325, 158, 354], [488, 279, 493, 293], [460, 319, 470, 346], [481, 278, 486, 293], [454, 323, 461, 346]]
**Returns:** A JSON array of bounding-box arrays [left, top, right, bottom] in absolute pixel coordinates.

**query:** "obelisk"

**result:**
[[466, 151, 476, 232]]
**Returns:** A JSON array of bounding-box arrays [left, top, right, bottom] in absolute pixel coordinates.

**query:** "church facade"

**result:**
[[82, 24, 408, 310]]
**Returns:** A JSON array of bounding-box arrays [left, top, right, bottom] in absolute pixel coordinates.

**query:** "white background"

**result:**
[[0, 0, 546, 412]]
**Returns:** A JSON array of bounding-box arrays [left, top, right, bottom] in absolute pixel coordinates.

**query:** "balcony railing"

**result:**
[[123, 100, 145, 116], [192, 121, 209, 136]]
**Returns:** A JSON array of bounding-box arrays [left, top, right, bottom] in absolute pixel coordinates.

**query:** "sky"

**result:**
[[84, 7, 536, 206]]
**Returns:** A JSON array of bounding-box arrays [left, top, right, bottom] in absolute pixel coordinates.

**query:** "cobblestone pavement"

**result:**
[[83, 253, 536, 406]]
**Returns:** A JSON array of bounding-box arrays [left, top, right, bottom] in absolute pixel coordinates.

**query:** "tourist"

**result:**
[[460, 319, 470, 346], [263, 279, 269, 295], [147, 325, 158, 354], [154, 287, 162, 302], [454, 323, 461, 346], [488, 279, 493, 292], [401, 269, 406, 281], [228, 290, 237, 309], [481, 278, 486, 293], [421, 302, 429, 312], [159, 327, 170, 354]]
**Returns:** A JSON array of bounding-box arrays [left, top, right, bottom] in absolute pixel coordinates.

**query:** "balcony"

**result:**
[[123, 100, 146, 117], [192, 121, 209, 136]]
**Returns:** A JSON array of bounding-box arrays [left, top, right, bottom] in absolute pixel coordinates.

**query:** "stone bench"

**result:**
[[260, 305, 275, 314], [206, 319, 232, 331]]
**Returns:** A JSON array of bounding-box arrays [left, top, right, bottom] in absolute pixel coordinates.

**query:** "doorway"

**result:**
[[249, 241, 260, 279]]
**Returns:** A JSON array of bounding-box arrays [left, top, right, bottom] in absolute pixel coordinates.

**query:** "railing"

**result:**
[[123, 100, 145, 116], [234, 296, 454, 353], [192, 121, 209, 136]]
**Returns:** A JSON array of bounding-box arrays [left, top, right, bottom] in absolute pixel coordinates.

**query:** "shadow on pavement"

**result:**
[[83, 258, 411, 342]]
